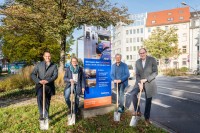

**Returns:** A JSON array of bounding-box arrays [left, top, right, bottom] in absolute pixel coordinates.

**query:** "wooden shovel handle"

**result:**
[[43, 84, 45, 118], [116, 83, 118, 108]]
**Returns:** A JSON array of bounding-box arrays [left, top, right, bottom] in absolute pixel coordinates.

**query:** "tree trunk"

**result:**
[[59, 34, 66, 73]]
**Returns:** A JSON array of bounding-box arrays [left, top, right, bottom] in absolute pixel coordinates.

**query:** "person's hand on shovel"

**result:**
[[82, 88, 85, 94], [138, 82, 143, 92], [40, 80, 48, 85], [70, 79, 75, 84]]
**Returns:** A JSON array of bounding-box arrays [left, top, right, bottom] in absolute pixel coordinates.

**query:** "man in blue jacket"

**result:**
[[111, 54, 130, 113]]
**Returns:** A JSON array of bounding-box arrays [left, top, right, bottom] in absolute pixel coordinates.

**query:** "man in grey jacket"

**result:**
[[132, 48, 158, 126], [31, 51, 58, 120]]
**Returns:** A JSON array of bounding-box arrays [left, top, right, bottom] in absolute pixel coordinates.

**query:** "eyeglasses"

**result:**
[[139, 52, 146, 55]]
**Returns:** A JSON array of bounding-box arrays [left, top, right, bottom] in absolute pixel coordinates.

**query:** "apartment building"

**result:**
[[112, 13, 147, 67], [146, 7, 190, 69]]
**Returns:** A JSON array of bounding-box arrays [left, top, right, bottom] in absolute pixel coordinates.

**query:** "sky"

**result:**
[[1, 0, 200, 58]]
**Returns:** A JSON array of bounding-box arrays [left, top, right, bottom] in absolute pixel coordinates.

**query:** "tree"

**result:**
[[143, 27, 181, 67], [0, 0, 131, 71]]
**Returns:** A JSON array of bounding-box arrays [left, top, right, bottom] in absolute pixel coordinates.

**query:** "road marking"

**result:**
[[158, 92, 188, 100], [140, 97, 171, 108], [157, 84, 200, 89], [158, 86, 200, 95]]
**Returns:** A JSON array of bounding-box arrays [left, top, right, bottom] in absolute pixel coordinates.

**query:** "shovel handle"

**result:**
[[135, 83, 143, 115], [43, 84, 45, 118], [116, 83, 118, 109], [71, 82, 74, 115]]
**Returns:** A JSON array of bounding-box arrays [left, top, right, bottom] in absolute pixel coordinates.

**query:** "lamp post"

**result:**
[[76, 35, 84, 58], [181, 2, 200, 72]]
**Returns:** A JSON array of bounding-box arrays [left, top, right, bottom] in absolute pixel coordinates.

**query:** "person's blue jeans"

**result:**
[[37, 88, 51, 118], [117, 83, 125, 109], [64, 84, 79, 114]]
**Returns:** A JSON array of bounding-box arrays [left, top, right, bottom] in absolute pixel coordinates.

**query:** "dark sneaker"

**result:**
[[118, 107, 124, 113]]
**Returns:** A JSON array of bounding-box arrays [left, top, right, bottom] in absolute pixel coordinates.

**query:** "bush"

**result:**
[[0, 66, 34, 92], [55, 70, 65, 88], [180, 67, 188, 72], [163, 68, 188, 76]]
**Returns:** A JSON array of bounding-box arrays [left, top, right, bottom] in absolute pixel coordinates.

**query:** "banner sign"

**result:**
[[84, 25, 111, 108]]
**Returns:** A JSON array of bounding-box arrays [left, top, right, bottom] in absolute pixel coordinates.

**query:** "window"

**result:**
[[179, 16, 184, 20], [130, 55, 132, 60], [167, 18, 173, 21], [133, 46, 136, 51], [173, 61, 178, 66], [133, 38, 136, 42], [126, 30, 129, 35], [168, 12, 172, 15], [182, 46, 187, 53], [126, 38, 129, 43], [137, 29, 139, 34], [182, 58, 187, 65], [126, 47, 129, 51], [127, 55, 129, 60], [182, 24, 187, 29], [130, 46, 132, 51], [195, 20, 200, 27], [141, 37, 144, 42], [137, 37, 140, 42], [179, 10, 184, 14], [182, 33, 187, 42], [141, 28, 143, 34], [130, 29, 132, 34], [173, 25, 178, 29], [151, 20, 156, 24], [133, 29, 136, 34], [137, 46, 140, 50], [130, 38, 132, 43], [148, 28, 151, 32], [165, 26, 169, 30]]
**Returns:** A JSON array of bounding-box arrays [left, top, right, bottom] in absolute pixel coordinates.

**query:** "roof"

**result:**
[[146, 7, 190, 27]]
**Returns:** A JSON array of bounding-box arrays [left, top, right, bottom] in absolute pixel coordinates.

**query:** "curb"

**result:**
[[152, 120, 176, 133]]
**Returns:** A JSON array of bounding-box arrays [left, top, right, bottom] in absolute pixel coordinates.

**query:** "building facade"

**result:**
[[146, 7, 190, 69], [112, 13, 147, 67], [189, 11, 200, 71]]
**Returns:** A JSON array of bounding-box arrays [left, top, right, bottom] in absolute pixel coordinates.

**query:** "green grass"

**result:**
[[0, 95, 167, 133]]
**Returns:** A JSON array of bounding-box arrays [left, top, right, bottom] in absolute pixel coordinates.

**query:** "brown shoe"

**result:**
[[145, 119, 152, 126], [132, 112, 142, 117]]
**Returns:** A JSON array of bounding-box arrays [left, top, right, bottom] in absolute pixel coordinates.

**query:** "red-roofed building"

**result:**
[[145, 7, 190, 69], [146, 7, 190, 27]]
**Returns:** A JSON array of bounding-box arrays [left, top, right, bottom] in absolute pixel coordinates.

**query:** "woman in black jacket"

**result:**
[[63, 57, 85, 114]]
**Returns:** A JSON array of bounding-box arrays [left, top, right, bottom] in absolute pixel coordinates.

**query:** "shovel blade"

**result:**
[[39, 119, 49, 130], [114, 111, 121, 121], [130, 116, 137, 127], [68, 114, 75, 125]]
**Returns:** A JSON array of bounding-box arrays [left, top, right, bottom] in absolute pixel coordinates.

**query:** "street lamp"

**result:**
[[181, 2, 200, 72], [76, 35, 84, 58]]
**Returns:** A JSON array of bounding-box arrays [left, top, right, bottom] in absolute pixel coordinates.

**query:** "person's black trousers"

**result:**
[[132, 86, 152, 120], [37, 87, 51, 118]]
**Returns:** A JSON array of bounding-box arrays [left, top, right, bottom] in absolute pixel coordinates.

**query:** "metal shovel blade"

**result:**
[[39, 119, 49, 130], [68, 114, 75, 125], [129, 116, 137, 127], [114, 111, 121, 121]]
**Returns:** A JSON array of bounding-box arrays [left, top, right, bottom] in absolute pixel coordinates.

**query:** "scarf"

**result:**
[[69, 64, 79, 74]]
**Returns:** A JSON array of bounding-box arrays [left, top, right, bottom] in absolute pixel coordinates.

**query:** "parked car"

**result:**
[[128, 65, 135, 79]]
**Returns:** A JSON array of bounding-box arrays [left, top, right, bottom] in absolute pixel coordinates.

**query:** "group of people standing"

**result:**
[[111, 48, 158, 125], [31, 47, 158, 126]]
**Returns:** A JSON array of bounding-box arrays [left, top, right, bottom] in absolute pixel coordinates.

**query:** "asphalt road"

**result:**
[[113, 76, 200, 133]]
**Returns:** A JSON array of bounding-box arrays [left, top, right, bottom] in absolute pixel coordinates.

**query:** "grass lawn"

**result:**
[[0, 92, 167, 133]]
